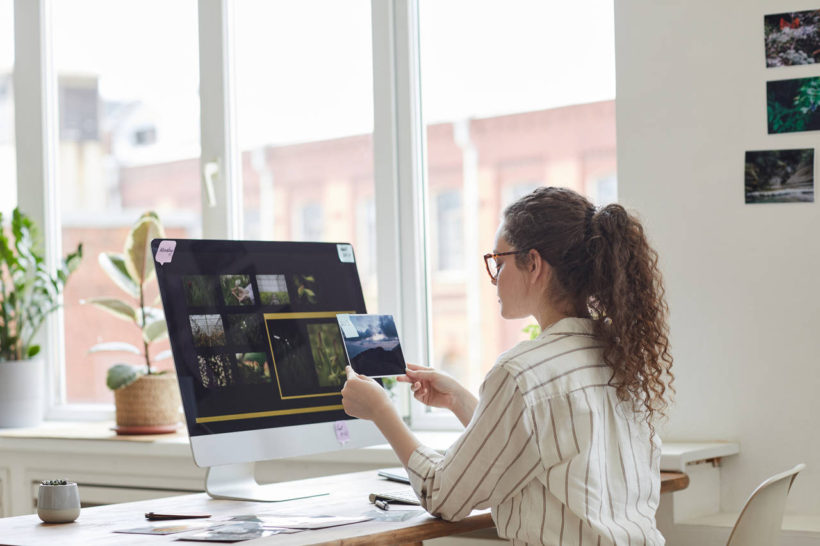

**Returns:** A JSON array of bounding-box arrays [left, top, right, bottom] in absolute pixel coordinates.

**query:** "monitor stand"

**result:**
[[205, 462, 329, 502]]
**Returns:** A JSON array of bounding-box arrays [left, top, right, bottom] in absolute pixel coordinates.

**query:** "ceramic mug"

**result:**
[[37, 483, 80, 523]]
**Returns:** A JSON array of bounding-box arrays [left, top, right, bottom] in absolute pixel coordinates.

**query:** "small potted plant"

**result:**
[[83, 211, 180, 434], [0, 208, 82, 427], [37, 479, 81, 523]]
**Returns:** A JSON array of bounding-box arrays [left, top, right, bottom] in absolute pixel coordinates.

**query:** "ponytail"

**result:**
[[502, 189, 673, 427]]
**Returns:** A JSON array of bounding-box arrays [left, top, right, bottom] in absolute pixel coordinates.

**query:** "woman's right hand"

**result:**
[[397, 363, 464, 411]]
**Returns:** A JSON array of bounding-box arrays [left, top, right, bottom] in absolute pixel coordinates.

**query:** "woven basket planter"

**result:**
[[113, 373, 181, 428]]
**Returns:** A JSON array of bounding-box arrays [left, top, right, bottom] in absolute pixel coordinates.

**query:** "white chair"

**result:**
[[726, 463, 806, 546]]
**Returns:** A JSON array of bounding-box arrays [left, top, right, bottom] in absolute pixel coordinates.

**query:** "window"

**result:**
[[0, 0, 14, 217], [419, 0, 617, 407], [234, 0, 377, 308], [52, 0, 201, 404]]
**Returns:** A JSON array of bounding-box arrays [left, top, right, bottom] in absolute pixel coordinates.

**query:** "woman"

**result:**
[[342, 187, 673, 545]]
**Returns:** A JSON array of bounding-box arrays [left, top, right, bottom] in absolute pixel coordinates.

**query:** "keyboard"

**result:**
[[369, 487, 421, 505]]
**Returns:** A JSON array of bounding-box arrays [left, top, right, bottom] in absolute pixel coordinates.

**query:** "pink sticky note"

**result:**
[[334, 421, 350, 446], [155, 240, 177, 265]]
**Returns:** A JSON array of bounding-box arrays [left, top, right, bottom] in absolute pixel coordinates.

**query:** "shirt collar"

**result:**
[[539, 317, 597, 337]]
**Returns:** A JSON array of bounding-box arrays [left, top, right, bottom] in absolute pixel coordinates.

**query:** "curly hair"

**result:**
[[501, 187, 674, 429]]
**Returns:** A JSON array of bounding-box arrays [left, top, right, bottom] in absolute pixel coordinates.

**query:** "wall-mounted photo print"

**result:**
[[196, 353, 235, 388], [765, 10, 820, 67], [745, 149, 814, 204], [256, 274, 290, 306], [182, 275, 217, 307], [189, 314, 226, 347], [306, 323, 347, 388], [220, 274, 255, 306], [767, 77, 820, 134], [235, 352, 272, 385], [292, 274, 318, 305]]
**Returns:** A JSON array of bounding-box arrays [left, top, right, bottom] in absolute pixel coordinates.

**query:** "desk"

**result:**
[[0, 470, 688, 545]]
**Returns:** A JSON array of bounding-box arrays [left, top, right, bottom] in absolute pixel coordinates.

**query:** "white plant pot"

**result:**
[[0, 357, 44, 428], [37, 483, 81, 523]]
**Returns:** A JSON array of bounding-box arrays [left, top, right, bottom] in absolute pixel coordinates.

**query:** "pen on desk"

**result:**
[[145, 512, 212, 521], [374, 499, 390, 511]]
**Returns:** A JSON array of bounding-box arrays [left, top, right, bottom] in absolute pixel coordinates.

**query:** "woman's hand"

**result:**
[[341, 366, 395, 422], [396, 363, 459, 410]]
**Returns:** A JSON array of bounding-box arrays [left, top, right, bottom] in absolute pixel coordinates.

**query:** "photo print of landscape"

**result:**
[[339, 314, 406, 377], [266, 317, 346, 398], [220, 274, 255, 306], [256, 274, 290, 305], [765, 10, 820, 67], [745, 148, 814, 203], [767, 76, 820, 134]]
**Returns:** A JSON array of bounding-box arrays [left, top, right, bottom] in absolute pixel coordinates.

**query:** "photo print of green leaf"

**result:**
[[767, 76, 820, 134], [745, 149, 814, 204], [292, 274, 318, 304], [765, 10, 820, 67]]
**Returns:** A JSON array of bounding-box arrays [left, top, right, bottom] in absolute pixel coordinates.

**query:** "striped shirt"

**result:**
[[406, 317, 664, 545]]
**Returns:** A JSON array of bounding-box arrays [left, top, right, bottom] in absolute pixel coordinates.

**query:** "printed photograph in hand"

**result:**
[[765, 10, 820, 67], [337, 314, 406, 378], [221, 274, 255, 306]]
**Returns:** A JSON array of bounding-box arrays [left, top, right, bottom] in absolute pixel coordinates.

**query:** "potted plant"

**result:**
[[0, 208, 82, 428], [37, 479, 81, 523], [84, 211, 180, 434]]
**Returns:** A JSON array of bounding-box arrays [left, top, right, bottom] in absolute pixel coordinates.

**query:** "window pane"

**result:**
[[0, 0, 14, 217], [54, 0, 201, 404], [420, 0, 617, 394], [234, 0, 378, 310]]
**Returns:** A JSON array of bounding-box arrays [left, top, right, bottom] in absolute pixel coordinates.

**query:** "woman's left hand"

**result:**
[[341, 366, 394, 422]]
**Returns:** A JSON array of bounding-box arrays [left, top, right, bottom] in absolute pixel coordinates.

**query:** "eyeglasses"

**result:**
[[483, 250, 527, 281]]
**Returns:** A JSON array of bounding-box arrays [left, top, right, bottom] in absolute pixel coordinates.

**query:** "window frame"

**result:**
[[14, 0, 453, 428]]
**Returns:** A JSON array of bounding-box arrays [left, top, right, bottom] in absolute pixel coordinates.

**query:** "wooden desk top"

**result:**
[[0, 470, 688, 545]]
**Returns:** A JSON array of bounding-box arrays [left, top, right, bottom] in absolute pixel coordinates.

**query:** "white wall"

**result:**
[[615, 0, 820, 517]]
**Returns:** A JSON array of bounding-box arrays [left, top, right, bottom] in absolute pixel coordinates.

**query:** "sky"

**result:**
[[0, 0, 615, 149]]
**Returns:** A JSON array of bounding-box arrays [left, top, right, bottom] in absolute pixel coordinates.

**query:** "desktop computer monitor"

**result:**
[[151, 238, 385, 501]]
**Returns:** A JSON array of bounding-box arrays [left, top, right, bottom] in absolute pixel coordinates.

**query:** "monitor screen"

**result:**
[[152, 239, 384, 478]]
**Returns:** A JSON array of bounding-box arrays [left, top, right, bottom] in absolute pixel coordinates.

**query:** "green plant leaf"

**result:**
[[106, 363, 143, 390], [27, 345, 41, 358], [124, 212, 165, 286], [142, 319, 168, 344], [89, 342, 141, 355], [98, 252, 138, 299], [153, 349, 174, 362], [83, 298, 138, 322]]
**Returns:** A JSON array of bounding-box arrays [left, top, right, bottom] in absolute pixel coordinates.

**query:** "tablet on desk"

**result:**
[[377, 467, 410, 484]]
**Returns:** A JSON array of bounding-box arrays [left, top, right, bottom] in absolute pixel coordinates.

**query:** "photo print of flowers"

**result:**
[[765, 10, 820, 67], [767, 77, 820, 134], [745, 148, 814, 204]]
